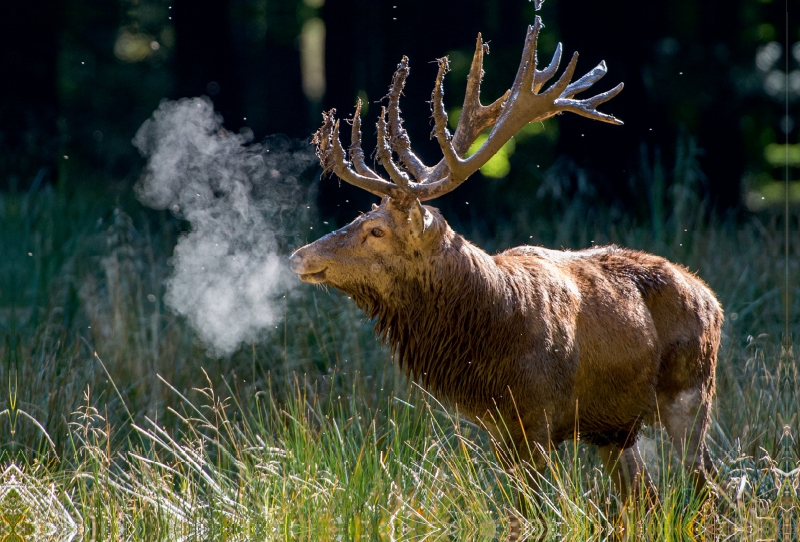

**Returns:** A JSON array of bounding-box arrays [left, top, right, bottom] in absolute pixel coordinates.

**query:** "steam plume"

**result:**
[[133, 97, 315, 355]]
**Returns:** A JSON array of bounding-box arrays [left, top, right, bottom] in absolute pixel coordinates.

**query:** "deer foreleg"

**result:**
[[598, 441, 659, 510]]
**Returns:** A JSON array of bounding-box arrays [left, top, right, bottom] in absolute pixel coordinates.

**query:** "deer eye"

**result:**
[[371, 228, 385, 238]]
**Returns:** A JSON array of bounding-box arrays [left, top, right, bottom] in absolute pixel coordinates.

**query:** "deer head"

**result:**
[[289, 196, 446, 298], [290, 16, 623, 296]]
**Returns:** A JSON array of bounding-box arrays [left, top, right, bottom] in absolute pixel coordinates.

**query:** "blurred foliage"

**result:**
[[0, 0, 795, 223], [0, 0, 800, 223]]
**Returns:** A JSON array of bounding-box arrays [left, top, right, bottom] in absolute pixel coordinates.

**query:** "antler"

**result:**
[[312, 16, 624, 203]]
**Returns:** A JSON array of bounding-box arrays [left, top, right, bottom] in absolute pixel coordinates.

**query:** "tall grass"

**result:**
[[1, 173, 798, 540]]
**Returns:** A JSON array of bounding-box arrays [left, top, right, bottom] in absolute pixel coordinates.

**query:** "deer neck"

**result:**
[[355, 234, 525, 411]]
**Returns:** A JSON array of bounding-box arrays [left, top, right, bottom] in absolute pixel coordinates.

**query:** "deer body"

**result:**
[[290, 13, 721, 505], [291, 204, 721, 474]]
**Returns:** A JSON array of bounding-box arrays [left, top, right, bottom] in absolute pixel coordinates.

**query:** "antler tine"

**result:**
[[542, 53, 624, 125], [312, 109, 404, 198], [563, 60, 609, 98], [508, 18, 543, 100], [348, 99, 382, 179], [533, 42, 562, 93], [424, 35, 508, 187], [554, 82, 625, 125], [461, 36, 486, 116], [386, 57, 432, 181], [430, 56, 462, 180], [543, 50, 579, 100], [449, 35, 509, 155], [376, 106, 411, 189], [313, 108, 337, 175]]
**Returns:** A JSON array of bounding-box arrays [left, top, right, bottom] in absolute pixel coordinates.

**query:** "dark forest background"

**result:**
[[1, 0, 796, 226]]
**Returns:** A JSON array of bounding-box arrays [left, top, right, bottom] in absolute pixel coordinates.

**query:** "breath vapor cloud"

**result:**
[[134, 97, 316, 355]]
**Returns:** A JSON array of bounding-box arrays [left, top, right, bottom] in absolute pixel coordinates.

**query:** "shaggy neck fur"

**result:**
[[348, 234, 528, 413]]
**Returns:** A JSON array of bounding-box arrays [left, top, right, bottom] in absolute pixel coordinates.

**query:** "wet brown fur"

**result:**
[[290, 198, 723, 501]]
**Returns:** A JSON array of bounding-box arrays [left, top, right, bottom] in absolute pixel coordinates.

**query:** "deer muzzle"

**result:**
[[289, 246, 328, 283]]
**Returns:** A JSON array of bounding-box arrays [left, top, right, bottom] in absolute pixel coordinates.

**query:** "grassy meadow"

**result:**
[[1, 174, 799, 541]]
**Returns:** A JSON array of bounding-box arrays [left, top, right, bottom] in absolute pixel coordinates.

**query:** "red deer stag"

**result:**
[[289, 17, 722, 506]]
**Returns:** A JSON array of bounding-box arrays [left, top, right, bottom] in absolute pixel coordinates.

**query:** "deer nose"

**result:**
[[288, 251, 305, 273]]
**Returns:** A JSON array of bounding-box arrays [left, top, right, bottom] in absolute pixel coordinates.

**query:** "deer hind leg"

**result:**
[[598, 441, 659, 509], [659, 388, 715, 496]]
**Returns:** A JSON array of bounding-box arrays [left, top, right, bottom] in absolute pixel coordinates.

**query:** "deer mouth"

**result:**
[[297, 268, 327, 283]]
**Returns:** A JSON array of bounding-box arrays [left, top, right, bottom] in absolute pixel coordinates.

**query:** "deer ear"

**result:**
[[409, 199, 432, 238]]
